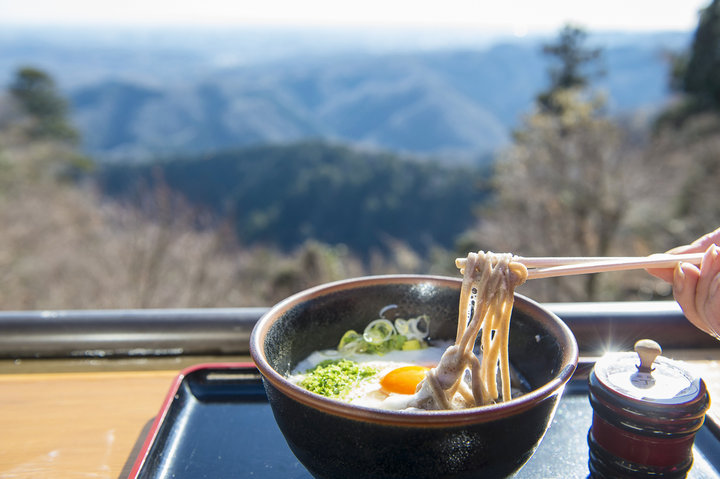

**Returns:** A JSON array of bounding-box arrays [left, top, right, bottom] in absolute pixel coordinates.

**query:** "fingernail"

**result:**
[[674, 262, 685, 294]]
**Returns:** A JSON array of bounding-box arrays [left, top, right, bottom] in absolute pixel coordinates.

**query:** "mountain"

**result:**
[[1, 27, 691, 161]]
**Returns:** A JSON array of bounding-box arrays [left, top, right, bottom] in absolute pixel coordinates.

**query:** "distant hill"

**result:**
[[97, 141, 490, 254], [0, 28, 690, 162]]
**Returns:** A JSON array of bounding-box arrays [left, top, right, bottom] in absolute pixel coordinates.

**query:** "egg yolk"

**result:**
[[380, 366, 430, 395]]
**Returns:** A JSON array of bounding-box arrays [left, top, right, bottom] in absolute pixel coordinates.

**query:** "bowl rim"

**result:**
[[250, 274, 578, 428]]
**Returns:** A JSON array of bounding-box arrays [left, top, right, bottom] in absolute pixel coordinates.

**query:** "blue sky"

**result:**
[[0, 0, 710, 35]]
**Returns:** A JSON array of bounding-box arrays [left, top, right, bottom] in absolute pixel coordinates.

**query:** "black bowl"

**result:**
[[250, 275, 578, 479]]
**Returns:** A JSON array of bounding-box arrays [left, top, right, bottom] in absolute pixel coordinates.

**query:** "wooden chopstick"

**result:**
[[455, 253, 705, 280], [515, 256, 651, 268], [525, 253, 705, 279]]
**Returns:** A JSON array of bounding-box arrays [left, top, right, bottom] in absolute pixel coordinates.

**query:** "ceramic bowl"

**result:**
[[250, 275, 578, 479]]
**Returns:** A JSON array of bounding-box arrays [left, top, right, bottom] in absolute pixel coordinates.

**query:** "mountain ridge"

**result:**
[[0, 28, 691, 161]]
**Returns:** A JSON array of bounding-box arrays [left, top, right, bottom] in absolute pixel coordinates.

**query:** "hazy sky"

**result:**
[[0, 0, 710, 34]]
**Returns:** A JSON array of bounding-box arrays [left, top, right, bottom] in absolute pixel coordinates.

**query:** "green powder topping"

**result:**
[[299, 359, 377, 398]]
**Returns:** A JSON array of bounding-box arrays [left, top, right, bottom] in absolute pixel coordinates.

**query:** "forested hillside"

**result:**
[[97, 142, 489, 255]]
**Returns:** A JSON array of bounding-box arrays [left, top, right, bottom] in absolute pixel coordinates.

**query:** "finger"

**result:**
[[691, 226, 720, 250], [647, 266, 674, 283], [648, 248, 698, 283], [705, 272, 720, 339], [667, 244, 701, 254], [673, 262, 714, 335], [696, 245, 720, 336], [677, 227, 720, 254], [696, 246, 720, 309], [648, 228, 720, 283], [648, 249, 688, 282]]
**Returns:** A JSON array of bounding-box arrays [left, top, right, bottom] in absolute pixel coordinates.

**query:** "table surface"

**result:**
[[1, 351, 719, 479]]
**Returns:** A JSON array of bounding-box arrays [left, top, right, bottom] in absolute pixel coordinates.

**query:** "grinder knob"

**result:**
[[634, 339, 661, 373]]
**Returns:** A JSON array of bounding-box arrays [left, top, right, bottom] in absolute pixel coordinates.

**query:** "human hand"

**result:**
[[647, 227, 720, 339]]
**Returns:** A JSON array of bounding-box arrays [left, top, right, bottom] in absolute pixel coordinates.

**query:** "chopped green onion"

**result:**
[[408, 314, 430, 340], [395, 318, 410, 336], [338, 330, 366, 354], [363, 319, 396, 344], [335, 310, 431, 356]]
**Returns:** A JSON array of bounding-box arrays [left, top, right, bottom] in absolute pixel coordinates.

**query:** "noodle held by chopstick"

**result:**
[[410, 251, 527, 409]]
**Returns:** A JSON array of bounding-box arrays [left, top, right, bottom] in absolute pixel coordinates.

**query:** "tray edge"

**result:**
[[126, 361, 257, 479]]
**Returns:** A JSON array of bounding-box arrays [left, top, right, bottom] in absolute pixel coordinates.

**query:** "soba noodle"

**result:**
[[409, 251, 528, 409]]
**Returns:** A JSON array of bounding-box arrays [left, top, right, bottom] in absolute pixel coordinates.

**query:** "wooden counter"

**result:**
[[0, 370, 177, 478], [1, 351, 719, 479], [0, 356, 250, 479]]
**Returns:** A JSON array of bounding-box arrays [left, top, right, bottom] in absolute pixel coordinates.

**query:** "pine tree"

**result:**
[[536, 25, 603, 115], [682, 0, 720, 112], [9, 66, 79, 142]]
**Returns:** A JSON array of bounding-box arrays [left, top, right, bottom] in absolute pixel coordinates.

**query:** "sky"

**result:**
[[0, 0, 711, 35]]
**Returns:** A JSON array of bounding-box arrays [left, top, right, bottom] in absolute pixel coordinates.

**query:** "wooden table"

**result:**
[[1, 352, 719, 479]]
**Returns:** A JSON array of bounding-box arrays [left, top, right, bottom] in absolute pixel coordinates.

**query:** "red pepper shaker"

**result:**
[[588, 339, 711, 478]]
